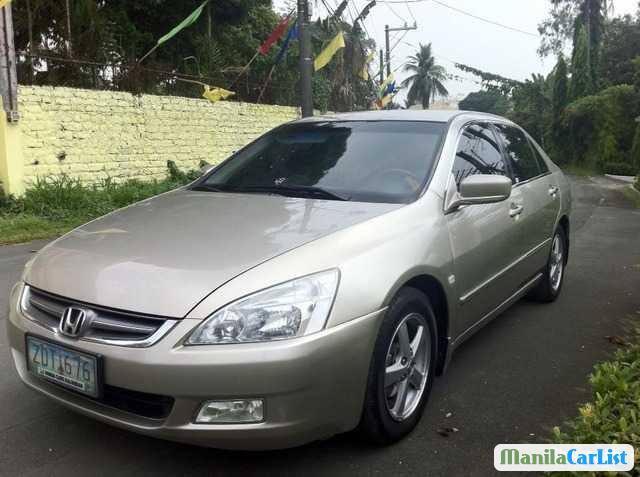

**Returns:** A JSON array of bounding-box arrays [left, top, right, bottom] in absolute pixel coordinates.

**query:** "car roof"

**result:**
[[294, 109, 509, 124]]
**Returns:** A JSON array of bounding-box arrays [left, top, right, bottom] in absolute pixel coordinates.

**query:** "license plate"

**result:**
[[26, 336, 101, 398]]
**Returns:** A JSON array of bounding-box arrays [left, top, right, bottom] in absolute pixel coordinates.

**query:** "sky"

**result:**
[[273, 0, 639, 101]]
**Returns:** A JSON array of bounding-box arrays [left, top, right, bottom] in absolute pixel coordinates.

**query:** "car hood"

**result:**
[[25, 190, 400, 318]]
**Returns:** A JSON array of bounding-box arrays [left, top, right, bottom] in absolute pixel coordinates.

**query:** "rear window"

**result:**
[[494, 124, 543, 183], [197, 121, 446, 203]]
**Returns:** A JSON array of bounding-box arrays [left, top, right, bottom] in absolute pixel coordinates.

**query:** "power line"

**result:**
[[404, 0, 417, 23], [377, 0, 539, 37], [383, 1, 408, 23]]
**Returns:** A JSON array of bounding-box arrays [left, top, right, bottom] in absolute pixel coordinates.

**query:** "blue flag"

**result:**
[[275, 22, 298, 64]]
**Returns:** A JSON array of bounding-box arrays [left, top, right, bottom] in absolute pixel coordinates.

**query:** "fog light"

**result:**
[[195, 399, 264, 424]]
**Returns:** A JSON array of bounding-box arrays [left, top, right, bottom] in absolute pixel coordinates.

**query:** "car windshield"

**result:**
[[193, 120, 446, 204]]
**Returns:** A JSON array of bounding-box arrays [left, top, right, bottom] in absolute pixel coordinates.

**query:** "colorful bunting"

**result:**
[[314, 31, 345, 71], [203, 86, 235, 103], [275, 22, 298, 64], [359, 50, 375, 81], [260, 15, 291, 55], [378, 73, 395, 96], [157, 1, 209, 46]]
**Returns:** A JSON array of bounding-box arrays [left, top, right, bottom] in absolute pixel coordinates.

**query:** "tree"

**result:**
[[538, 0, 581, 57], [570, 26, 595, 99], [538, 0, 606, 59], [599, 14, 640, 86], [572, 0, 605, 85], [458, 90, 511, 115], [400, 43, 448, 109], [549, 55, 569, 159], [510, 74, 550, 145], [552, 55, 569, 119]]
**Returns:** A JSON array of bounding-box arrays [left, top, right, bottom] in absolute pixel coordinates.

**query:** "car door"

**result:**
[[445, 122, 527, 336], [492, 124, 560, 283]]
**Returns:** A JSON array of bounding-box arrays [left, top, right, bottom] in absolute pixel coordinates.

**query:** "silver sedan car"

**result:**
[[7, 110, 571, 450]]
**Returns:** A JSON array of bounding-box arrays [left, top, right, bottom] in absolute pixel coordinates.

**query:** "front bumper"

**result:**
[[7, 283, 384, 450]]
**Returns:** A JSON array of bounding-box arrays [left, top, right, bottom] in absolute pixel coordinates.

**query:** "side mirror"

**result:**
[[445, 174, 512, 214]]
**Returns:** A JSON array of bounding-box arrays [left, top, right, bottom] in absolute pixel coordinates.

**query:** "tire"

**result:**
[[359, 287, 438, 445], [528, 226, 567, 303]]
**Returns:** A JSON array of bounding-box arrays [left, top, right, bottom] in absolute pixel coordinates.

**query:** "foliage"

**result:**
[[401, 43, 448, 109], [510, 74, 550, 146], [538, 0, 581, 57], [11, 0, 377, 111], [549, 55, 570, 159], [572, 0, 605, 85], [0, 162, 199, 244], [599, 14, 640, 87], [458, 90, 511, 115], [570, 26, 595, 100], [551, 326, 640, 475], [537, 0, 607, 60], [562, 84, 639, 168], [631, 122, 640, 171], [454, 63, 521, 96], [604, 161, 638, 175], [552, 55, 570, 120]]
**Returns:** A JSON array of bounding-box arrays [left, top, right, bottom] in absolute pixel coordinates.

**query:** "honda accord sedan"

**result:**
[[7, 110, 571, 449]]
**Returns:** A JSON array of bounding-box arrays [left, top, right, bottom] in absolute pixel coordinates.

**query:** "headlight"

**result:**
[[185, 269, 339, 345]]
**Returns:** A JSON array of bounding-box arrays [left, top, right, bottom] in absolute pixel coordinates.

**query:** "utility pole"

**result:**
[[298, 0, 314, 117], [379, 49, 384, 83], [0, 1, 18, 121], [385, 22, 417, 78]]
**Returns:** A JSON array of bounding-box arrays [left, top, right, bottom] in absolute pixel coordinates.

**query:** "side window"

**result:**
[[494, 124, 542, 184], [527, 137, 550, 174], [452, 123, 507, 189]]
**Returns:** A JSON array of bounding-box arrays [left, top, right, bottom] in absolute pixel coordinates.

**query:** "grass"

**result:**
[[550, 326, 640, 475], [0, 161, 200, 245], [622, 185, 640, 209]]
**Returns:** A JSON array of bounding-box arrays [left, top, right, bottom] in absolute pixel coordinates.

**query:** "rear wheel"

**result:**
[[528, 227, 567, 302], [359, 288, 437, 444]]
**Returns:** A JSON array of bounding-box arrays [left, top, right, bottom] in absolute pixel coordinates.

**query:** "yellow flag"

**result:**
[[314, 32, 345, 72], [202, 86, 235, 103], [379, 73, 395, 96], [0, 0, 11, 7], [359, 51, 375, 81]]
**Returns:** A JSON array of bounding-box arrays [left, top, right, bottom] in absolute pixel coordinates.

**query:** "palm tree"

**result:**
[[401, 43, 449, 109]]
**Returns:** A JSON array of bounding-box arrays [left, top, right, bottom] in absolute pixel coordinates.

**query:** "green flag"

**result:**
[[157, 0, 209, 46]]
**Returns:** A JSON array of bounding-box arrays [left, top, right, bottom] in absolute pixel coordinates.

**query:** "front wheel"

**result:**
[[528, 227, 567, 302], [359, 288, 437, 444]]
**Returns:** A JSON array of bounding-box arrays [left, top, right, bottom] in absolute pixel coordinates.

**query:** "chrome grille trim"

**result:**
[[20, 285, 178, 348]]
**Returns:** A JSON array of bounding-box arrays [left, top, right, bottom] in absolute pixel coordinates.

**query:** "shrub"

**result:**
[[562, 85, 640, 169], [0, 163, 200, 221], [604, 161, 639, 176], [551, 327, 640, 474]]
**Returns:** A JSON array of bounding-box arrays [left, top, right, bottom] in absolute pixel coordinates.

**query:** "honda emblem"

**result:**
[[59, 307, 86, 338]]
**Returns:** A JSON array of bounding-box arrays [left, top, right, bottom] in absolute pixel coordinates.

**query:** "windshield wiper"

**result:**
[[190, 184, 227, 193], [237, 185, 351, 201]]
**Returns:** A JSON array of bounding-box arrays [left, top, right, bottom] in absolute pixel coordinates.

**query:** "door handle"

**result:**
[[548, 185, 559, 196], [509, 203, 524, 218]]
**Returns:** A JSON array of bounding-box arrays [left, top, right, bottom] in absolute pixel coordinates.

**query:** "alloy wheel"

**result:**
[[384, 313, 431, 422], [549, 234, 564, 292]]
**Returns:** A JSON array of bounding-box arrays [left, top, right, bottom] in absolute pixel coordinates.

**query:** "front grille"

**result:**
[[22, 285, 177, 347], [102, 385, 174, 419]]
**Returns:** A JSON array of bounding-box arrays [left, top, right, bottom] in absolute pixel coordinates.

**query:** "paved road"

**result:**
[[1, 176, 639, 477]]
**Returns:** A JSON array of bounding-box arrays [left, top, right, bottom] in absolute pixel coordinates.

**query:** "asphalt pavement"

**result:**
[[1, 176, 638, 476]]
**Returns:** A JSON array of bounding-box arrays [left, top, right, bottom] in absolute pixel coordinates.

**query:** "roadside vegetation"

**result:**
[[459, 1, 640, 179], [551, 326, 640, 475], [0, 162, 199, 245]]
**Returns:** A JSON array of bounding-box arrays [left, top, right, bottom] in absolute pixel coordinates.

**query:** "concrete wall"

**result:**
[[0, 86, 299, 194]]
